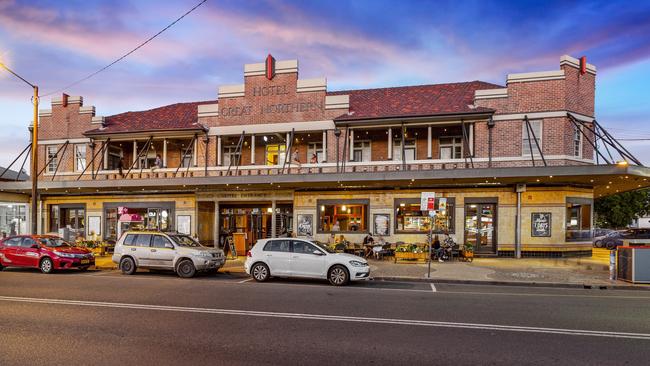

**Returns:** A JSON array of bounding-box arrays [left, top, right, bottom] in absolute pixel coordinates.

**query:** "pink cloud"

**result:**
[[0, 1, 194, 67]]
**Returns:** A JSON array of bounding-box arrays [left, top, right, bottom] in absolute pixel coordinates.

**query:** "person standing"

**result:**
[[152, 154, 162, 171], [291, 149, 301, 168]]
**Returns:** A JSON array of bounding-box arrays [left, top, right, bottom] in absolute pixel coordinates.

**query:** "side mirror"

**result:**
[[31, 244, 40, 249], [313, 250, 325, 256], [165, 243, 174, 249]]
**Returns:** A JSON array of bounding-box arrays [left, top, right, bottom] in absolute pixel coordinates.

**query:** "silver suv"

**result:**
[[112, 231, 225, 278]]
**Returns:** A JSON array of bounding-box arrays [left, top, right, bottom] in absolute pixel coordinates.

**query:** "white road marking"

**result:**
[[430, 283, 437, 293], [238, 278, 253, 283], [435, 290, 650, 300], [1, 295, 649, 340]]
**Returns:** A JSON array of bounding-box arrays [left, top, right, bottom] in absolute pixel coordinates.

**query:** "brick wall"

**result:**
[[39, 99, 95, 140], [474, 58, 596, 163]]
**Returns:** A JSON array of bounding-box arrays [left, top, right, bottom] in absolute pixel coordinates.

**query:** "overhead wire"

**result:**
[[40, 0, 208, 97]]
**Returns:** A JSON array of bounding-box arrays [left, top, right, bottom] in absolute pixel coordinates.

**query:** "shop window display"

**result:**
[[0, 204, 27, 236], [394, 198, 454, 234], [318, 200, 368, 233], [104, 205, 172, 240], [566, 198, 592, 241]]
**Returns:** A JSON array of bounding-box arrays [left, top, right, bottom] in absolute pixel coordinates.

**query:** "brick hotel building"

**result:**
[[1, 54, 648, 257]]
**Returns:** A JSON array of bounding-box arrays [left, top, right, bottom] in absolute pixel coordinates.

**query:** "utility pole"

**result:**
[[31, 86, 39, 235], [0, 61, 39, 234]]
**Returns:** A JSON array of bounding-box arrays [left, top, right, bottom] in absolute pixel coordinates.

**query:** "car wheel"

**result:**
[[0, 262, 4, 271], [251, 263, 270, 282], [176, 259, 196, 278], [328, 265, 349, 286], [605, 242, 617, 250], [594, 240, 602, 248], [40, 257, 54, 274], [120, 257, 137, 275]]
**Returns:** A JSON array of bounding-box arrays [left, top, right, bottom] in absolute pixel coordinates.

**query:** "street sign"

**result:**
[[420, 192, 436, 211]]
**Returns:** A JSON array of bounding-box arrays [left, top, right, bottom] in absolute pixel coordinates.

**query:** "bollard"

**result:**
[[609, 249, 616, 281]]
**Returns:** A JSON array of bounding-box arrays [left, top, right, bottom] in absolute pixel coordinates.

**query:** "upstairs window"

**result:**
[[352, 141, 371, 162], [222, 146, 241, 166], [392, 138, 415, 161], [573, 125, 582, 157], [439, 137, 463, 159], [522, 120, 542, 156], [47, 146, 58, 173], [307, 142, 324, 163], [75, 145, 87, 171]]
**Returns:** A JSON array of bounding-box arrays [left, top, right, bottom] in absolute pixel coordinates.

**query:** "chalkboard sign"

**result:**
[[531, 212, 552, 237]]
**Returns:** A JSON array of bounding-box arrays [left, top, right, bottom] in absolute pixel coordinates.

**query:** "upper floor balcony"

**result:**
[[37, 116, 598, 183]]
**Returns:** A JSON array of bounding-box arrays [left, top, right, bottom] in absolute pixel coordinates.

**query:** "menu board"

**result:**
[[531, 212, 551, 237]]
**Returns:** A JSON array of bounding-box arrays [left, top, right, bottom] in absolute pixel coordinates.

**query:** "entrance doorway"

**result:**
[[219, 203, 293, 254], [464, 202, 497, 254]]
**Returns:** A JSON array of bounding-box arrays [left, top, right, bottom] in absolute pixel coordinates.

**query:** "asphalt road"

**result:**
[[1, 268, 649, 366]]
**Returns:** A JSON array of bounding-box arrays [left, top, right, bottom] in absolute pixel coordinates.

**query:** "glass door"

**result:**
[[464, 203, 496, 254]]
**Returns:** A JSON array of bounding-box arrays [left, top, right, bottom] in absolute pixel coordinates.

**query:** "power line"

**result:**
[[41, 0, 208, 97]]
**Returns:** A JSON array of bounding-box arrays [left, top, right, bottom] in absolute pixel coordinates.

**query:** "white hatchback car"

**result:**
[[244, 238, 370, 286]]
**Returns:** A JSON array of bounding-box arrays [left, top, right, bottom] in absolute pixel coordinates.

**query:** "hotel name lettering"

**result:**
[[220, 85, 323, 117]]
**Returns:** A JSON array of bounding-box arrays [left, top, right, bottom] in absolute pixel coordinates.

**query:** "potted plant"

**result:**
[[462, 243, 474, 261]]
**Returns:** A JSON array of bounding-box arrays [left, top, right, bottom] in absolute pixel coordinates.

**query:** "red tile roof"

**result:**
[[84, 100, 215, 135], [84, 81, 501, 135], [329, 81, 500, 121]]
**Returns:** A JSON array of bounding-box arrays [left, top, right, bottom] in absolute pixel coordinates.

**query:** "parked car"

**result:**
[[0, 235, 94, 273], [244, 238, 370, 286], [593, 230, 619, 248], [601, 229, 650, 250], [112, 231, 225, 278]]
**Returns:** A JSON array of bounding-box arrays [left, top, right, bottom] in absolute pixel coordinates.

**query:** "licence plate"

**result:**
[[80, 259, 90, 264]]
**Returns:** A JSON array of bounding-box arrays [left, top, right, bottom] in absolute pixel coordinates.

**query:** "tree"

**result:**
[[595, 189, 650, 228]]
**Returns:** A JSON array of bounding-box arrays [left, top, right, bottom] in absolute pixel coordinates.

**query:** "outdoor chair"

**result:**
[[450, 244, 461, 261], [378, 244, 393, 260]]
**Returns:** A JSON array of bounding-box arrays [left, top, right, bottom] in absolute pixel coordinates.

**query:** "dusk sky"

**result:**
[[1, 0, 649, 167]]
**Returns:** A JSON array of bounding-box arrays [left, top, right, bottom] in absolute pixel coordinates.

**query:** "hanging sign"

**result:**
[[420, 192, 436, 211]]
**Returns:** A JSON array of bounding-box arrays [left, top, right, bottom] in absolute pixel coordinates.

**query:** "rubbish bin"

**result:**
[[617, 246, 650, 284]]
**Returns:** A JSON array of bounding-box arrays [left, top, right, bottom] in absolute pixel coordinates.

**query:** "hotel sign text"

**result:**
[[219, 85, 324, 117]]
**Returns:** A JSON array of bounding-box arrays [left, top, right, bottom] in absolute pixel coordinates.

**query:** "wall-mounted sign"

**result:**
[[373, 214, 390, 236], [531, 212, 552, 237], [420, 192, 436, 211], [297, 214, 313, 237]]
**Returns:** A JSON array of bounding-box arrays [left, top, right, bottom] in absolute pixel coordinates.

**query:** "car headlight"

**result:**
[[54, 251, 75, 258], [349, 260, 367, 267]]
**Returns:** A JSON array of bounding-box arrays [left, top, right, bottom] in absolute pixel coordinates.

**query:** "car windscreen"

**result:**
[[39, 238, 70, 247], [169, 235, 202, 247], [314, 242, 335, 254]]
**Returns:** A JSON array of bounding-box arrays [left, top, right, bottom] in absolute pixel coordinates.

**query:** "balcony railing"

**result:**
[[39, 155, 595, 181]]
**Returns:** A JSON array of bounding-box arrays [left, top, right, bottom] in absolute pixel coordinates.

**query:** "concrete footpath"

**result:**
[[93, 248, 648, 289]]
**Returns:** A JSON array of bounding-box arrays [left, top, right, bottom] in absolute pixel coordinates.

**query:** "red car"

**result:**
[[0, 235, 95, 273]]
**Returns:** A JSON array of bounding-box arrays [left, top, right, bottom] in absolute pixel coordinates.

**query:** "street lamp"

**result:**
[[0, 61, 39, 235]]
